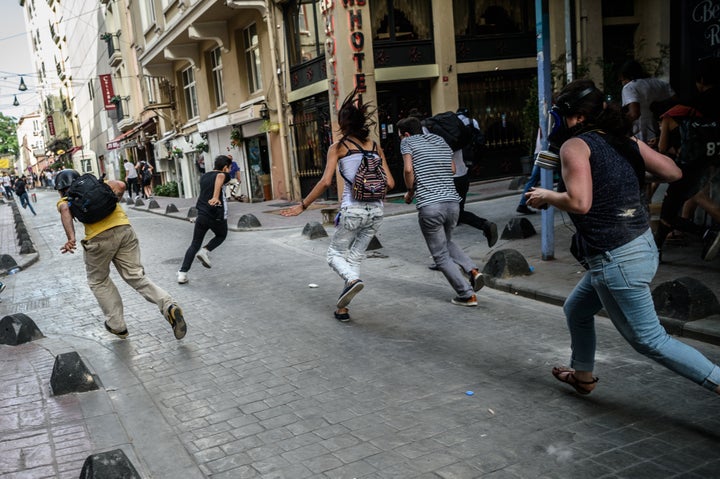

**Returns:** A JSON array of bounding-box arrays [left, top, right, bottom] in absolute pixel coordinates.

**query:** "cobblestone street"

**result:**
[[1, 190, 719, 478]]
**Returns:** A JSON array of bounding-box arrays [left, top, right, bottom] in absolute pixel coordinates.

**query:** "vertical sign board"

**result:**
[[671, 0, 720, 101], [99, 74, 116, 110]]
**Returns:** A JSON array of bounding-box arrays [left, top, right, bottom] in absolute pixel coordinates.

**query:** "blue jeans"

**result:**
[[564, 228, 720, 391], [327, 204, 383, 284], [518, 164, 541, 207], [19, 192, 36, 215], [418, 201, 477, 298]]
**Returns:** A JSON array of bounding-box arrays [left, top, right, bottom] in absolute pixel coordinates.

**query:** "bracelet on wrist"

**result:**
[[301, 200, 308, 210]]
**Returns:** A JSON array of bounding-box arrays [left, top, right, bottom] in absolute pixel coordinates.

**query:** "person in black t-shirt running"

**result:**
[[177, 155, 232, 284]]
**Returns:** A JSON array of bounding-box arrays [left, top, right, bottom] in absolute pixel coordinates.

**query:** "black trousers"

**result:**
[[453, 173, 489, 230], [180, 214, 228, 272]]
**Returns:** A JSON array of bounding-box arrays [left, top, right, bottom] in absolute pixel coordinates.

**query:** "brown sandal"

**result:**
[[552, 367, 598, 395]]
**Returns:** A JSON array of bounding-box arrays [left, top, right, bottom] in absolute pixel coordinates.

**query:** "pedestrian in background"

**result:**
[[525, 79, 720, 396], [454, 108, 498, 247], [123, 158, 139, 200], [14, 176, 36, 216], [398, 116, 484, 307], [620, 59, 676, 148], [55, 169, 186, 340], [1, 172, 13, 199], [281, 89, 395, 322], [655, 57, 720, 262], [177, 155, 232, 284], [136, 161, 154, 199], [516, 128, 543, 215]]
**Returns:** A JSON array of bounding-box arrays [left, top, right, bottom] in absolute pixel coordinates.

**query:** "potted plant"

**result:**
[[110, 95, 122, 104], [230, 127, 243, 147], [195, 141, 209, 153], [172, 147, 183, 158], [100, 32, 113, 42]]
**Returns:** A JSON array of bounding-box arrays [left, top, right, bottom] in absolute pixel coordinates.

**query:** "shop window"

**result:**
[[284, 0, 323, 67], [209, 47, 225, 107], [453, 0, 534, 37], [371, 0, 433, 42], [243, 24, 263, 93], [181, 66, 199, 120]]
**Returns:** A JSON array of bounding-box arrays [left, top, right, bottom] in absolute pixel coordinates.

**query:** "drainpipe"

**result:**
[[226, 0, 293, 200]]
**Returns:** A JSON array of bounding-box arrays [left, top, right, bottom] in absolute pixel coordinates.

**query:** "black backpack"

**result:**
[[66, 173, 119, 223], [676, 116, 720, 168], [423, 112, 473, 151]]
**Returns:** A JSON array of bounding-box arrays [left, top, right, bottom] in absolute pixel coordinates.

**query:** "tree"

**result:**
[[0, 113, 19, 158]]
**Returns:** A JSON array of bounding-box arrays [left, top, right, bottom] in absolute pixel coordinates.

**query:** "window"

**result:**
[[210, 47, 225, 107], [140, 0, 156, 30], [453, 0, 535, 37], [371, 0, 433, 42], [88, 78, 95, 100], [145, 76, 157, 104], [182, 66, 199, 119], [285, 0, 323, 66], [244, 24, 263, 93]]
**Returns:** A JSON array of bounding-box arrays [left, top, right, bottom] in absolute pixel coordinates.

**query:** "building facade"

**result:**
[[19, 0, 684, 202]]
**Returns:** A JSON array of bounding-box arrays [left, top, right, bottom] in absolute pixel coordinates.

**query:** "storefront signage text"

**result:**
[[322, 0, 368, 112]]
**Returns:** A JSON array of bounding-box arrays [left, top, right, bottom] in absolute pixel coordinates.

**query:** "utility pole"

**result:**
[[535, 0, 555, 260]]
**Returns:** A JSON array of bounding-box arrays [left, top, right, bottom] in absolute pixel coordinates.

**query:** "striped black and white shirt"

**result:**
[[400, 133, 460, 209]]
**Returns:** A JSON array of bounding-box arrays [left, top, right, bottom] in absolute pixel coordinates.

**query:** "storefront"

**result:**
[[289, 93, 333, 199]]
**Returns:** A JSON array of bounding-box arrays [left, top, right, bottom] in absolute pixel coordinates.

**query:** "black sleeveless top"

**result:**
[[196, 171, 229, 220], [563, 132, 649, 256]]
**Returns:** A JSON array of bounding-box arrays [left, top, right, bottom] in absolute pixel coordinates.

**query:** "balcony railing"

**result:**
[[107, 39, 122, 67]]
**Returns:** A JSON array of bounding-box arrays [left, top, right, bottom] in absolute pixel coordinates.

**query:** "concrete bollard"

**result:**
[[79, 449, 141, 479], [186, 206, 197, 218], [165, 203, 179, 214], [500, 217, 536, 240], [366, 236, 382, 251], [50, 351, 100, 396], [237, 214, 261, 229], [148, 199, 160, 209], [134, 197, 144, 207], [20, 240, 36, 254], [482, 249, 531, 279], [0, 254, 18, 271], [0, 313, 44, 345], [302, 221, 328, 240], [125, 197, 134, 205], [652, 276, 720, 321]]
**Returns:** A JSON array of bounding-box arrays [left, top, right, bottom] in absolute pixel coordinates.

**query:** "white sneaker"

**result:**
[[196, 248, 211, 268], [177, 271, 188, 284]]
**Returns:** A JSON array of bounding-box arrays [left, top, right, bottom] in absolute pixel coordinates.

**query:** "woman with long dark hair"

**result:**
[[282, 90, 395, 322], [526, 79, 720, 396]]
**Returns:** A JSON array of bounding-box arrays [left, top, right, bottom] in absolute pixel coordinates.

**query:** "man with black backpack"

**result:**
[[422, 109, 498, 250], [55, 169, 187, 340]]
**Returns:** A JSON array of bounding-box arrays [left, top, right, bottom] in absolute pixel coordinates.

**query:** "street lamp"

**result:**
[[18, 77, 27, 91], [13, 95, 19, 106]]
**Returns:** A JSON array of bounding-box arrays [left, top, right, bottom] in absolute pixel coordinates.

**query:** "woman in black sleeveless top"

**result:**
[[526, 79, 720, 397]]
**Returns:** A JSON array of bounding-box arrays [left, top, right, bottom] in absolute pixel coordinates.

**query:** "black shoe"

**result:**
[[516, 204, 536, 215], [482, 222, 498, 248], [337, 280, 364, 308], [104, 321, 129, 339], [702, 228, 720, 262], [470, 270, 485, 292], [334, 310, 350, 322], [0, 282, 5, 294], [428, 264, 439, 271], [164, 304, 187, 339]]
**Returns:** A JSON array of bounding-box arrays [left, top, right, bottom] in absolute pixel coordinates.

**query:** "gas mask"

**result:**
[[535, 87, 597, 170]]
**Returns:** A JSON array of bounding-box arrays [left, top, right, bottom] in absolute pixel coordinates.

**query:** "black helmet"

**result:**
[[54, 169, 80, 191]]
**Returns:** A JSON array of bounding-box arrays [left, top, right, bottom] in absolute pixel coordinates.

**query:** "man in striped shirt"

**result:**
[[398, 117, 485, 306]]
